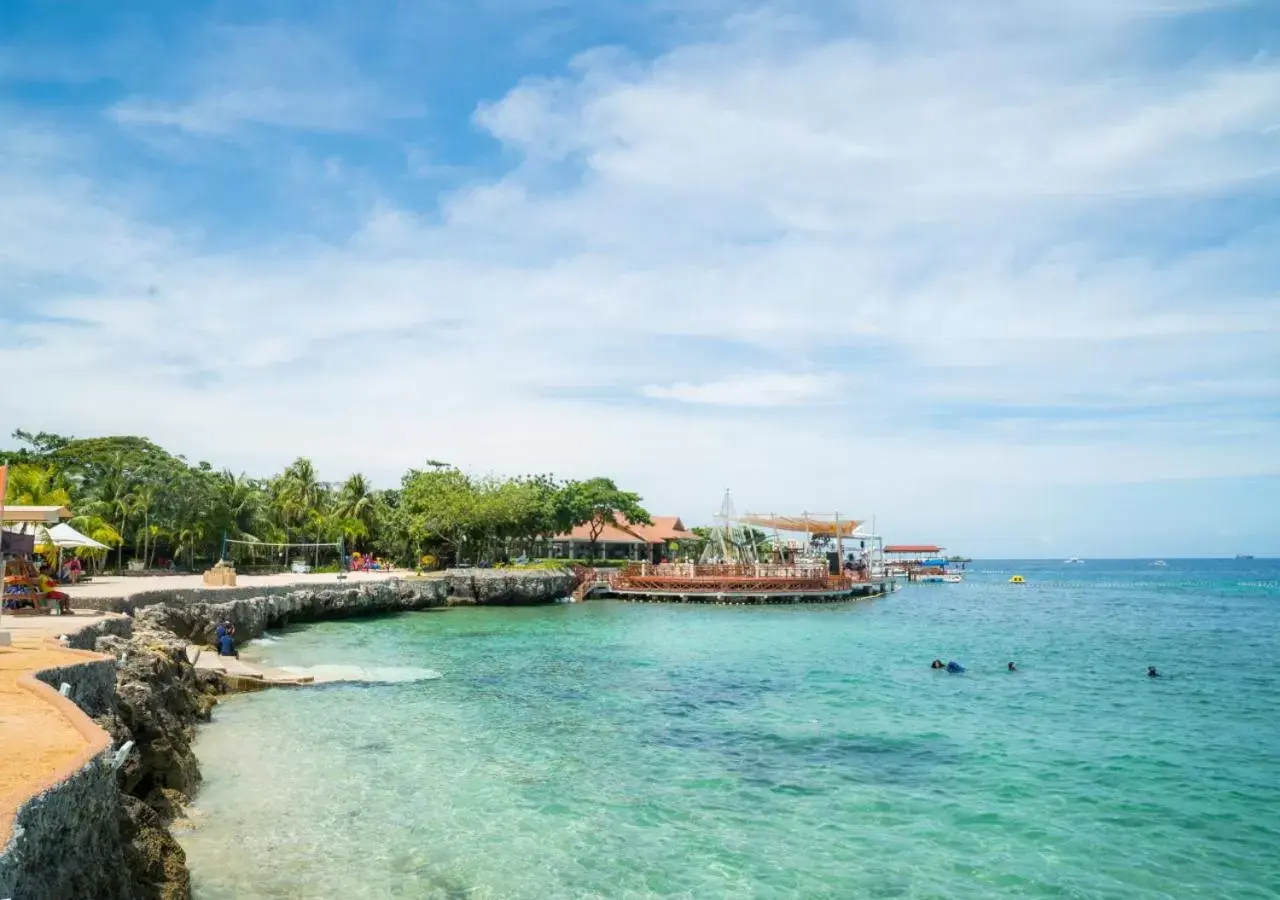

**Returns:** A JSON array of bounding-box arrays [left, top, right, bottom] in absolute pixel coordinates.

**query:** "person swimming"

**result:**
[[1007, 662, 1017, 672], [946, 661, 965, 674], [1147, 666, 1160, 678], [930, 659, 945, 669]]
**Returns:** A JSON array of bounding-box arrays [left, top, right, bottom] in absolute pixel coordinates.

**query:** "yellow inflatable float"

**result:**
[[1009, 575, 1026, 584]]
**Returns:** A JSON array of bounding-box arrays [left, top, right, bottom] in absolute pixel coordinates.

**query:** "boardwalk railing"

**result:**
[[612, 562, 865, 595]]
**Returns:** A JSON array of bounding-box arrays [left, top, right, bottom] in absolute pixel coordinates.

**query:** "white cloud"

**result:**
[[109, 23, 406, 135], [2, 0, 1278, 554], [643, 373, 840, 406]]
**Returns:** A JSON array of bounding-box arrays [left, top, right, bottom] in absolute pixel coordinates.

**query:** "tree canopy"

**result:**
[[2, 430, 651, 571]]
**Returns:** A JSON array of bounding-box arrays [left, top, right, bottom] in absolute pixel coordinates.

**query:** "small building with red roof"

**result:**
[[548, 516, 697, 562]]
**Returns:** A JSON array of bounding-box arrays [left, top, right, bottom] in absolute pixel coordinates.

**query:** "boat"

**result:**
[[1063, 557, 1084, 564], [1152, 560, 1168, 567], [943, 572, 963, 583], [1236, 554, 1254, 560], [1009, 575, 1026, 583]]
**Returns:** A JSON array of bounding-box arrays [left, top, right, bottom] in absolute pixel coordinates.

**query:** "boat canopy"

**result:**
[[740, 514, 863, 536]]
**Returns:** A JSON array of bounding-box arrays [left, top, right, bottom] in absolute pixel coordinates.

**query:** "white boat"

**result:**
[[887, 565, 908, 579], [943, 573, 963, 583], [1064, 557, 1084, 564], [917, 573, 945, 583], [1152, 560, 1168, 567]]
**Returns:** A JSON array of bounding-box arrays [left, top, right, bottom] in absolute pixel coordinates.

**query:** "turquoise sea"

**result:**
[[179, 560, 1280, 899]]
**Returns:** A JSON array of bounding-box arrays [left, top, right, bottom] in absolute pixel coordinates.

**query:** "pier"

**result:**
[[576, 563, 896, 604]]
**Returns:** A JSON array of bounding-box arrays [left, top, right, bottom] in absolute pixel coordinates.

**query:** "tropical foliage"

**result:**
[[1, 430, 650, 572]]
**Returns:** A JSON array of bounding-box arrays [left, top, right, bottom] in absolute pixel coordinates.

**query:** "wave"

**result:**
[[278, 664, 444, 685]]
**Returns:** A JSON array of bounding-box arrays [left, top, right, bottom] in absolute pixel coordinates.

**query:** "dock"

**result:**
[[186, 645, 314, 691]]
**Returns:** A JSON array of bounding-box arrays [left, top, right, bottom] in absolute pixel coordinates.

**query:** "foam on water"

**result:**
[[181, 560, 1280, 899], [278, 664, 443, 684]]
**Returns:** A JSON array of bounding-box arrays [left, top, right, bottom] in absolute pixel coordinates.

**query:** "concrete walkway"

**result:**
[[0, 612, 122, 847], [188, 645, 314, 689], [62, 570, 404, 601]]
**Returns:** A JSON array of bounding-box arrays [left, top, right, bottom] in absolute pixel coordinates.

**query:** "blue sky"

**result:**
[[1, 0, 1278, 557]]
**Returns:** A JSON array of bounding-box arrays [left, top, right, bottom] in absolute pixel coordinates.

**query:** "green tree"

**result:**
[[3, 463, 72, 507], [334, 473, 377, 550], [558, 477, 651, 560], [272, 457, 327, 543], [398, 467, 481, 564]]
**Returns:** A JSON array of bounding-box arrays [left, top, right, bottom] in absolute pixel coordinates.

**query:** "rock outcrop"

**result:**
[[84, 625, 222, 899], [443, 569, 577, 604]]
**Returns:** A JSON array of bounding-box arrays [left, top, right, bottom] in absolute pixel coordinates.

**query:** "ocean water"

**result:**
[[179, 560, 1280, 899]]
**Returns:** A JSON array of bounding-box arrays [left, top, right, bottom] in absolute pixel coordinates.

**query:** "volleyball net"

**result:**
[[222, 537, 345, 573]]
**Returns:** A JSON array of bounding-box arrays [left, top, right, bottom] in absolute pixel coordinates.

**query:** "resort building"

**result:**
[[547, 516, 697, 563]]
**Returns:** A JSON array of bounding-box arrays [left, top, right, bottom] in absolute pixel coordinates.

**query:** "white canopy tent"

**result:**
[[43, 523, 110, 550], [6, 521, 109, 549]]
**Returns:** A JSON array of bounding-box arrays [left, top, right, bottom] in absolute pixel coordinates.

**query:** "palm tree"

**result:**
[[133, 484, 157, 568], [87, 453, 135, 574], [215, 470, 265, 541], [4, 463, 72, 507], [334, 473, 376, 550], [274, 458, 325, 542], [68, 514, 122, 574]]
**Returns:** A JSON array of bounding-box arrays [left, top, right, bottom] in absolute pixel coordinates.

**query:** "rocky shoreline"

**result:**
[[0, 570, 576, 900]]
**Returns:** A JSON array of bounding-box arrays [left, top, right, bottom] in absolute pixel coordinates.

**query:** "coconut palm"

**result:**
[[334, 473, 376, 550], [273, 458, 326, 542], [4, 463, 72, 507]]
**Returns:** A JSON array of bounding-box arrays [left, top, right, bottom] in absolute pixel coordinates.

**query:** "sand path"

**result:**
[[0, 613, 122, 846]]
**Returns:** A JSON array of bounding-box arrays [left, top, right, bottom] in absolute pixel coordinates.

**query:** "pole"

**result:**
[[221, 530, 227, 563], [835, 512, 844, 575], [0, 463, 7, 633]]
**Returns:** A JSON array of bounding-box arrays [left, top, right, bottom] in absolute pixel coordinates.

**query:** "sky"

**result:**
[[1, 0, 1278, 558]]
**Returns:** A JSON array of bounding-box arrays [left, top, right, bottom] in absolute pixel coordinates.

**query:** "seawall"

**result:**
[[72, 570, 577, 616], [0, 647, 133, 900]]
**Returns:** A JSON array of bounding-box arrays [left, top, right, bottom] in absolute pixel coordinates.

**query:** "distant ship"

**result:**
[[1064, 557, 1084, 564], [1152, 560, 1168, 567], [1236, 554, 1254, 560]]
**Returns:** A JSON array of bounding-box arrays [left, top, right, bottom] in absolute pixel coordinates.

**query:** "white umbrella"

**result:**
[[43, 522, 109, 550]]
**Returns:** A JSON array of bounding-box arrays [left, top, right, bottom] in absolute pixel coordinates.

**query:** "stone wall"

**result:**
[[0, 652, 134, 900], [134, 578, 453, 645], [443, 569, 577, 604], [65, 614, 133, 650], [0, 751, 135, 900], [34, 656, 118, 717], [74, 570, 577, 615]]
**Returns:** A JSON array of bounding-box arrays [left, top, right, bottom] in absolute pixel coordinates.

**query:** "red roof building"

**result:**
[[550, 516, 697, 562]]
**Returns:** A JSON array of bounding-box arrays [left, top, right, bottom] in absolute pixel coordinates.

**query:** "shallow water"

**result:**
[[180, 560, 1280, 898]]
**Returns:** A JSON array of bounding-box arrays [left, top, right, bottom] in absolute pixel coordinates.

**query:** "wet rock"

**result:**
[[118, 795, 191, 900]]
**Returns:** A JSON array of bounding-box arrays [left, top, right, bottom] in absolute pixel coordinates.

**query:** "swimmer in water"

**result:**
[[931, 659, 945, 669], [1007, 661, 1017, 672], [1147, 666, 1160, 678], [946, 661, 965, 674]]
